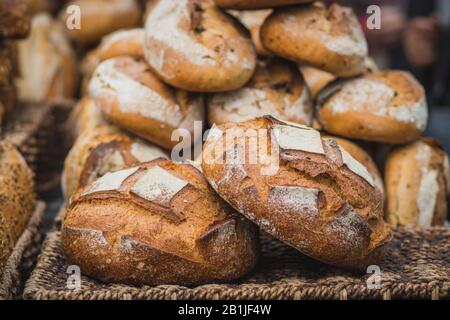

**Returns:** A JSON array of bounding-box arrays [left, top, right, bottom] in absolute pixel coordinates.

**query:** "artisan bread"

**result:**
[[62, 159, 259, 286], [261, 3, 368, 77], [16, 13, 78, 101], [201, 116, 391, 270], [385, 139, 449, 227], [62, 124, 167, 200], [144, 0, 256, 92], [0, 141, 36, 273], [59, 0, 141, 46], [88, 57, 205, 149], [215, 0, 314, 10], [317, 71, 428, 144], [0, 0, 30, 39], [207, 58, 312, 126]]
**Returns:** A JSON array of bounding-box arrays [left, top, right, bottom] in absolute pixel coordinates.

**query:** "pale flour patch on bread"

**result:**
[[283, 86, 313, 125], [131, 166, 188, 207], [217, 145, 248, 187], [82, 167, 139, 195], [321, 21, 368, 57], [268, 185, 320, 215], [178, 95, 204, 132], [130, 140, 167, 163], [271, 124, 325, 154], [96, 149, 126, 177], [65, 227, 110, 249], [338, 146, 375, 187]]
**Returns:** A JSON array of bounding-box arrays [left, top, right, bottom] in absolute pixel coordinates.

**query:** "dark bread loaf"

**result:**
[[201, 116, 391, 270], [61, 159, 259, 286]]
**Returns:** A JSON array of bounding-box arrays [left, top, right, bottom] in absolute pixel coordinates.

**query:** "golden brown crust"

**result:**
[[144, 0, 256, 92], [261, 3, 368, 77], [201, 116, 390, 270], [385, 139, 449, 227], [62, 159, 258, 286], [317, 71, 428, 144], [299, 65, 335, 98], [88, 57, 205, 149], [207, 57, 312, 126], [215, 0, 314, 10], [0, 141, 36, 273]]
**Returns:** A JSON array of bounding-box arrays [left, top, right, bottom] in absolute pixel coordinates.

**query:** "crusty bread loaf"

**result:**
[[144, 0, 256, 92], [16, 13, 78, 101], [261, 3, 368, 77], [317, 71, 428, 144], [215, 0, 313, 10], [88, 57, 205, 149], [0, 0, 30, 39], [62, 158, 259, 286], [385, 139, 449, 227], [0, 141, 36, 273], [59, 0, 141, 46], [201, 116, 391, 270], [62, 124, 167, 200], [207, 57, 312, 126]]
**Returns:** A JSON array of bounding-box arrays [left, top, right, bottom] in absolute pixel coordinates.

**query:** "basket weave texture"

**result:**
[[0, 202, 46, 300], [23, 221, 449, 300]]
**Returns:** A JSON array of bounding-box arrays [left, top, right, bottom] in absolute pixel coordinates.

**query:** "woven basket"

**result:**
[[0, 202, 46, 300], [23, 212, 449, 300]]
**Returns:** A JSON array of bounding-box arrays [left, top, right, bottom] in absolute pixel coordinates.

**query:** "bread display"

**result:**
[[88, 57, 205, 149], [201, 116, 391, 270], [207, 58, 312, 126], [59, 0, 141, 46], [261, 3, 368, 77], [61, 158, 259, 286], [385, 139, 449, 228], [317, 71, 428, 144], [144, 0, 256, 92], [0, 141, 36, 274], [16, 13, 78, 101], [0, 0, 31, 39], [215, 0, 313, 10], [62, 125, 167, 200]]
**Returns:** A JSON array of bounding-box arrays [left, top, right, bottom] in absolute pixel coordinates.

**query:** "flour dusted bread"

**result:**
[[201, 116, 390, 270], [88, 57, 205, 149], [261, 3, 368, 77], [144, 0, 256, 92], [62, 159, 258, 286], [215, 0, 313, 10], [0, 141, 36, 273], [385, 139, 449, 227], [62, 125, 167, 200], [317, 71, 428, 144], [207, 58, 312, 126]]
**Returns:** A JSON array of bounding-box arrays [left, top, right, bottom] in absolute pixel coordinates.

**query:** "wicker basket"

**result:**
[[23, 207, 450, 300], [0, 202, 46, 300]]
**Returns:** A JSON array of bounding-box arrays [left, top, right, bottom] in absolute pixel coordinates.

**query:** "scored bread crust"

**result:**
[[207, 57, 313, 126], [88, 57, 205, 149], [144, 0, 256, 92], [215, 0, 313, 10], [260, 3, 368, 77], [62, 159, 259, 286], [201, 116, 391, 270], [385, 139, 449, 227], [317, 71, 428, 144], [62, 125, 167, 201]]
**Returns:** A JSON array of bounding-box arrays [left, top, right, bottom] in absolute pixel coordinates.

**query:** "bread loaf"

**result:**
[[62, 159, 259, 286], [215, 0, 314, 10], [201, 116, 391, 270]]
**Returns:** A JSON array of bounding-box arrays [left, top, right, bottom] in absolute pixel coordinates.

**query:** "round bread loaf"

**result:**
[[16, 13, 78, 101], [0, 141, 36, 273], [62, 159, 259, 286], [59, 0, 141, 46], [62, 125, 167, 200], [385, 139, 449, 227], [317, 71, 428, 144], [261, 3, 368, 77], [201, 116, 391, 270], [215, 0, 313, 10], [207, 58, 312, 126], [144, 0, 256, 92], [88, 57, 205, 149]]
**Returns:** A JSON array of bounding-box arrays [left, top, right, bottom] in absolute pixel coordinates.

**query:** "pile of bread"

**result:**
[[10, 0, 449, 286]]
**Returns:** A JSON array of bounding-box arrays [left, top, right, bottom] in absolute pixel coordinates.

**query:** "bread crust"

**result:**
[[208, 58, 312, 126], [317, 71, 428, 144], [0, 0, 30, 39], [261, 3, 368, 77], [88, 57, 205, 149], [62, 159, 259, 286], [215, 0, 314, 10], [201, 116, 390, 270], [385, 139, 449, 227], [144, 0, 256, 92]]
